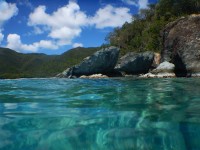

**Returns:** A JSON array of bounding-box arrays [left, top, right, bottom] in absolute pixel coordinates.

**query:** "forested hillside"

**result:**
[[107, 0, 200, 55], [0, 47, 100, 79], [1, 0, 200, 79]]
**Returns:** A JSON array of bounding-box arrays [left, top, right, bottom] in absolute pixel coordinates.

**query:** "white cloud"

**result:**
[[28, 1, 132, 47], [121, 0, 137, 6], [0, 1, 18, 27], [7, 34, 58, 52], [122, 0, 148, 9], [18, 0, 34, 10], [138, 0, 148, 9], [49, 27, 81, 45], [72, 43, 83, 48], [34, 40, 58, 50], [33, 26, 43, 34], [0, 1, 18, 46], [28, 1, 87, 45], [90, 5, 132, 29], [0, 32, 4, 44]]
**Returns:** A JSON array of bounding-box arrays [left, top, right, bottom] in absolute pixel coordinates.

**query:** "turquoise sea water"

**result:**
[[0, 78, 200, 150]]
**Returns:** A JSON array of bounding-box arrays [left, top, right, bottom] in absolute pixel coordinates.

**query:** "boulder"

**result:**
[[115, 51, 154, 74], [161, 14, 200, 77], [141, 61, 176, 78], [58, 46, 120, 78], [151, 61, 175, 74]]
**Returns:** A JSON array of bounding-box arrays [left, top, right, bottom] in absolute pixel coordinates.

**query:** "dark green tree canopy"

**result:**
[[107, 0, 200, 55]]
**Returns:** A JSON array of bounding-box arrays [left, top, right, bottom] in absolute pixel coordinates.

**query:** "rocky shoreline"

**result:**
[[57, 14, 200, 79]]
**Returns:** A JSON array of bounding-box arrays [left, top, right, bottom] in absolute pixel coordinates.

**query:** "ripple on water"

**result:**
[[0, 78, 200, 150]]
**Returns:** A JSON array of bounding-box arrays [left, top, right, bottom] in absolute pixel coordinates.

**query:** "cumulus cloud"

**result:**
[[18, 0, 34, 10], [0, 32, 4, 44], [121, 0, 137, 6], [7, 34, 58, 52], [72, 43, 83, 48], [91, 5, 132, 29], [33, 26, 43, 35], [28, 1, 87, 46], [28, 1, 132, 47], [4, 1, 132, 52], [122, 0, 148, 9], [0, 1, 18, 46], [138, 0, 148, 9], [0, 1, 18, 27], [49, 27, 81, 46]]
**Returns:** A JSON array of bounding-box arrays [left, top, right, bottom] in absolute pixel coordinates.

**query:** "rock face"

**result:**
[[141, 61, 176, 78], [161, 14, 200, 77], [115, 51, 154, 74], [58, 46, 120, 78]]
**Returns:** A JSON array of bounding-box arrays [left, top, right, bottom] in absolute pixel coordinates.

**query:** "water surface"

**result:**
[[0, 78, 200, 150]]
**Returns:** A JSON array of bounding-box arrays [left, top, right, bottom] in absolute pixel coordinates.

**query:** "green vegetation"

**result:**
[[1, 0, 200, 79], [0, 47, 100, 79], [106, 0, 200, 55]]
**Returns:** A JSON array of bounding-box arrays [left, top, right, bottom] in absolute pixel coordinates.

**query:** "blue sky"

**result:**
[[0, 0, 157, 54]]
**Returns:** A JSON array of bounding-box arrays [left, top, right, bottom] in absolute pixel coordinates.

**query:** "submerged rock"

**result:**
[[115, 51, 154, 75], [161, 14, 200, 77], [58, 46, 120, 78]]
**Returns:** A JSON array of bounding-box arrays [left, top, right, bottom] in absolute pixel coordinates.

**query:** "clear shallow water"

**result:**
[[0, 78, 200, 150]]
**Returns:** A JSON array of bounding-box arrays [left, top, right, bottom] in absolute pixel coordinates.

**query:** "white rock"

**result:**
[[80, 74, 108, 79], [152, 61, 175, 74], [140, 61, 176, 78], [191, 73, 200, 77], [140, 73, 175, 78]]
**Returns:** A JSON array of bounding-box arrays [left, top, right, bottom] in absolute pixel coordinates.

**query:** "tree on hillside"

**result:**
[[106, 0, 200, 55]]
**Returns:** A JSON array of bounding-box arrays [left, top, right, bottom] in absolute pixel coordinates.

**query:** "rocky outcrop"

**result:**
[[141, 61, 176, 78], [115, 51, 154, 75], [58, 46, 120, 78], [161, 14, 200, 77], [80, 74, 108, 79]]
